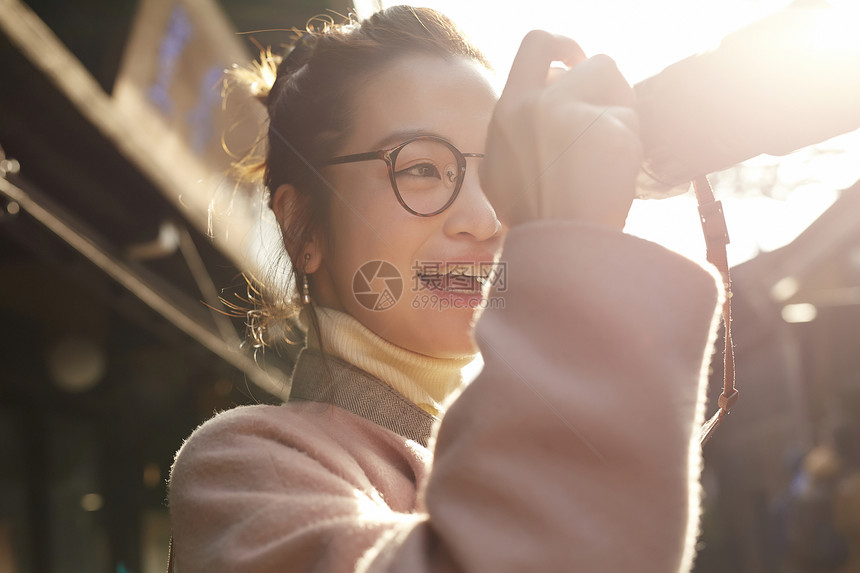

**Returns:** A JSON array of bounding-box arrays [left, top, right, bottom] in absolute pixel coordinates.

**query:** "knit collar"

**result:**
[[304, 306, 477, 417]]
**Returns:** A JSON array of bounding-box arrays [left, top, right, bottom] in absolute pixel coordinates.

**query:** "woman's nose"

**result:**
[[442, 165, 504, 242]]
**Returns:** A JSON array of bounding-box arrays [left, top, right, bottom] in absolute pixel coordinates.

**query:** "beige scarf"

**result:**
[[305, 306, 478, 417]]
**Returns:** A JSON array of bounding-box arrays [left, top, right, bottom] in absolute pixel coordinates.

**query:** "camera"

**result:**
[[633, 0, 860, 198]]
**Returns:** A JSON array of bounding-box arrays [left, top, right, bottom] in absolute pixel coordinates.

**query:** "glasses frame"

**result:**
[[323, 135, 484, 217]]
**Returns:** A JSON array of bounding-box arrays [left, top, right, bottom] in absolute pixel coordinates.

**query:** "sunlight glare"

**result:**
[[377, 0, 859, 267]]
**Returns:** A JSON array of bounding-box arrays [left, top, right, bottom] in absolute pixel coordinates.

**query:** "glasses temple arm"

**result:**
[[324, 151, 386, 166]]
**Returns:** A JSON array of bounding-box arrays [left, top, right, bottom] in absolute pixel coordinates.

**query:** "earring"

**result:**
[[301, 253, 311, 305]]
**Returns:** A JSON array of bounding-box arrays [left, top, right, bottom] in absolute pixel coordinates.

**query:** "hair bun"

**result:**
[[226, 47, 281, 108]]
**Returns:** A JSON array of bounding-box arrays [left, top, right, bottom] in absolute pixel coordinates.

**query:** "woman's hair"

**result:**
[[229, 6, 491, 350]]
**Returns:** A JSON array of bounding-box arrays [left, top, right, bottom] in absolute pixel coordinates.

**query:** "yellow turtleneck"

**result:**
[[304, 306, 478, 418]]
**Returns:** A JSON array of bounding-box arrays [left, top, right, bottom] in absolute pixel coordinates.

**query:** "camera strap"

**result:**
[[693, 175, 738, 446]]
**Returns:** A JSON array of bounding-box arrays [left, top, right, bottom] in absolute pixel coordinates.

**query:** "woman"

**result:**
[[169, 6, 722, 572]]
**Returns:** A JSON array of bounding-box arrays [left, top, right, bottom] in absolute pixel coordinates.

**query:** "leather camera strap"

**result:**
[[693, 175, 739, 446]]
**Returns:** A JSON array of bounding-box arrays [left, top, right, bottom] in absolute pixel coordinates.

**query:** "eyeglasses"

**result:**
[[323, 136, 484, 217]]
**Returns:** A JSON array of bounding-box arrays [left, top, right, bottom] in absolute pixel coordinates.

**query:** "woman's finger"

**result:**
[[548, 54, 637, 109], [503, 30, 586, 97]]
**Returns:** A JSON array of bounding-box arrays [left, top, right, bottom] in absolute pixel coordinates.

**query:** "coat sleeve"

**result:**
[[170, 220, 722, 573], [360, 220, 722, 573]]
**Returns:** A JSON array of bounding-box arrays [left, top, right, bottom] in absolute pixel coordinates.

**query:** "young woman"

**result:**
[[168, 6, 722, 572]]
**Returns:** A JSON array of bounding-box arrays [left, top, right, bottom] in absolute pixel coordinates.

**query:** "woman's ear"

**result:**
[[271, 184, 297, 231], [271, 183, 323, 274]]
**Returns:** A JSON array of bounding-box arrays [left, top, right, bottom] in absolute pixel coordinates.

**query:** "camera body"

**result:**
[[633, 0, 860, 198]]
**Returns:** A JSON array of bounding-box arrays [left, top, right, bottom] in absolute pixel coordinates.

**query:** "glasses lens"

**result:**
[[392, 139, 460, 215]]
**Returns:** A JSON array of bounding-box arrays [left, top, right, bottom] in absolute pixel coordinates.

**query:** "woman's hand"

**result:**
[[481, 31, 642, 230]]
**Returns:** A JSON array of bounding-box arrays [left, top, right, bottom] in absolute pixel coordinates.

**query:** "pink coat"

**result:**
[[169, 220, 722, 572]]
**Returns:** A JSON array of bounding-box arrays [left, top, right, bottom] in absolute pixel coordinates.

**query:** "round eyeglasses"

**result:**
[[323, 135, 484, 217]]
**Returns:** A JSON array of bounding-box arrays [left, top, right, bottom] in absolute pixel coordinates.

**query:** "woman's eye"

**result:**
[[399, 163, 440, 179]]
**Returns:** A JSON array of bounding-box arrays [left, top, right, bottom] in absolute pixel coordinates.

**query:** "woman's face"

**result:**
[[310, 54, 505, 358]]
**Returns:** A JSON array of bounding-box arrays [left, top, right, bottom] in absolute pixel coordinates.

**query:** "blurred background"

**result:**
[[1, 0, 858, 571]]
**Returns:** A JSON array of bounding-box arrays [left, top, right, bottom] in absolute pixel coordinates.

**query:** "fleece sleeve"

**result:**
[[360, 220, 722, 573], [170, 220, 721, 573]]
